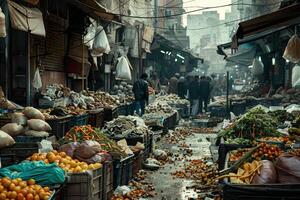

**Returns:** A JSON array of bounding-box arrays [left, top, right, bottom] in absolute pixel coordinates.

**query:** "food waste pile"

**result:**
[[112, 125, 220, 200]]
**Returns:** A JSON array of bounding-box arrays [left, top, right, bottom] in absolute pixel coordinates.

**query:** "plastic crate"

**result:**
[[47, 116, 72, 139], [117, 105, 128, 116], [66, 114, 89, 132], [102, 161, 114, 200], [132, 151, 143, 177], [88, 109, 105, 128], [14, 136, 48, 143], [63, 167, 103, 200], [0, 143, 39, 167], [104, 107, 118, 122], [0, 116, 11, 127], [113, 155, 134, 189]]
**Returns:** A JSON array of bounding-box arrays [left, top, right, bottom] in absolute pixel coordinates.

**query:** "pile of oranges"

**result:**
[[27, 150, 101, 173], [0, 177, 51, 200]]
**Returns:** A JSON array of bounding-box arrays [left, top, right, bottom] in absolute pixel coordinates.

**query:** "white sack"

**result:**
[[252, 58, 264, 76], [1, 123, 24, 136], [27, 119, 52, 132], [0, 130, 15, 149], [0, 7, 6, 37], [116, 56, 132, 80], [292, 65, 300, 88], [91, 25, 111, 56], [32, 67, 42, 90]]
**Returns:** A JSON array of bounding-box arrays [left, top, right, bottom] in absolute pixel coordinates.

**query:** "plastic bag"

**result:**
[[251, 58, 264, 76], [0, 7, 6, 37], [116, 56, 132, 80], [73, 140, 101, 159], [91, 25, 110, 56], [32, 67, 42, 90], [84, 20, 96, 49], [0, 161, 65, 186], [283, 34, 300, 63], [252, 160, 277, 184], [292, 65, 300, 88], [59, 143, 78, 157], [0, 130, 15, 148], [275, 153, 300, 184], [25, 130, 49, 137]]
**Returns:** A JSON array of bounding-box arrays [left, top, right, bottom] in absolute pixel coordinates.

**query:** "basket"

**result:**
[[47, 116, 72, 139], [14, 136, 48, 143], [63, 167, 103, 200], [88, 109, 105, 128]]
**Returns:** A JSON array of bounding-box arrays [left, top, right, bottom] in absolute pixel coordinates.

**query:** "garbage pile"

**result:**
[[102, 116, 151, 138]]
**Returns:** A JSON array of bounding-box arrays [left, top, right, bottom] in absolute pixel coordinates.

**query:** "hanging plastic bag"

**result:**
[[292, 65, 300, 88], [91, 25, 111, 56], [84, 20, 96, 49], [283, 34, 300, 63], [251, 58, 264, 76], [32, 68, 42, 90], [116, 56, 132, 80], [0, 7, 6, 37]]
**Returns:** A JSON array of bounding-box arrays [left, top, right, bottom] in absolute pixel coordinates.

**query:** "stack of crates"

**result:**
[[102, 161, 114, 200], [63, 167, 103, 200], [113, 155, 134, 189]]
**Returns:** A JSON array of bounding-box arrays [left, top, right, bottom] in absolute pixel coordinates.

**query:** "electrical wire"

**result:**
[[118, 2, 281, 19], [154, 2, 281, 31]]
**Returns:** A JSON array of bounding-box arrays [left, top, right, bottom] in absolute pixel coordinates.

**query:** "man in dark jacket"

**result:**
[[199, 76, 210, 113], [132, 73, 149, 116], [178, 76, 187, 99], [189, 76, 200, 116]]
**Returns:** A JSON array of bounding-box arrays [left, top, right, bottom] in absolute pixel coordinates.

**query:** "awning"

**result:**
[[7, 0, 45, 37], [225, 47, 256, 67], [151, 33, 204, 62], [68, 0, 121, 23], [236, 3, 300, 39]]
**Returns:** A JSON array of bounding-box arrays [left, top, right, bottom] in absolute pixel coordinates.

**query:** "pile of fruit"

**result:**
[[171, 159, 219, 185], [27, 151, 101, 173], [258, 136, 292, 144], [229, 148, 251, 162], [0, 177, 52, 200], [165, 127, 193, 144], [251, 143, 282, 161]]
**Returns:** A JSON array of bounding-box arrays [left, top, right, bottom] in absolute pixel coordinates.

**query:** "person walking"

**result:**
[[149, 72, 160, 94], [199, 76, 210, 114], [178, 76, 187, 99], [189, 76, 200, 116], [132, 73, 149, 116], [169, 73, 180, 94]]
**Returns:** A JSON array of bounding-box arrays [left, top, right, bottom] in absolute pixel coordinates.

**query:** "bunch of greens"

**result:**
[[219, 108, 280, 139]]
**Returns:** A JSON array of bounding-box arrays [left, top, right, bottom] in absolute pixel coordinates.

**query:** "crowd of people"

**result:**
[[132, 72, 220, 117]]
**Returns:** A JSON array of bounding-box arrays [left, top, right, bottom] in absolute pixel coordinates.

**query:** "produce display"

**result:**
[[145, 102, 175, 116], [171, 159, 219, 185], [165, 127, 193, 144], [61, 125, 127, 158], [219, 108, 280, 139], [102, 116, 151, 138], [258, 136, 292, 144], [268, 110, 294, 124], [0, 177, 52, 200], [229, 143, 282, 163], [224, 138, 252, 145], [155, 94, 190, 106], [27, 150, 101, 173], [0, 107, 51, 140], [111, 82, 135, 104], [219, 160, 263, 184]]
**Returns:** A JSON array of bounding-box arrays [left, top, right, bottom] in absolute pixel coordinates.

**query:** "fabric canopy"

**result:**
[[7, 0, 45, 37], [225, 47, 256, 67]]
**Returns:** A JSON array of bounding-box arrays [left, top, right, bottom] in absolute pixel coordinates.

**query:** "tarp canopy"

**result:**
[[225, 46, 257, 67], [236, 3, 300, 40], [7, 0, 45, 37]]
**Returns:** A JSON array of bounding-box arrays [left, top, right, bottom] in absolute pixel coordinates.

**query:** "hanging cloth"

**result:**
[[7, 0, 45, 37]]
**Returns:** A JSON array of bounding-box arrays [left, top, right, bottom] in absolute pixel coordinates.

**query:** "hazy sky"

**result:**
[[183, 0, 232, 25]]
